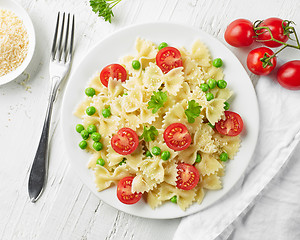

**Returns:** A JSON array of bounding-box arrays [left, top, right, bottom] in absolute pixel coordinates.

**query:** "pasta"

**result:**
[[75, 38, 242, 211]]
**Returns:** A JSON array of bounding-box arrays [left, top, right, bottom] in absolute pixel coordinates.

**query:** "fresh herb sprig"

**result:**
[[90, 0, 122, 23], [147, 91, 168, 114], [185, 100, 201, 123], [140, 126, 158, 142]]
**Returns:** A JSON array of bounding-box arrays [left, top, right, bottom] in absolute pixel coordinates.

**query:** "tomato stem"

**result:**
[[253, 20, 300, 68]]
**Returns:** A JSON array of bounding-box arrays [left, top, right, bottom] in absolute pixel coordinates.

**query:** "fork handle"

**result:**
[[28, 77, 60, 202]]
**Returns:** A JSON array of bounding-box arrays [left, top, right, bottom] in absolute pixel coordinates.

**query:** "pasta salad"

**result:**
[[74, 38, 243, 210]]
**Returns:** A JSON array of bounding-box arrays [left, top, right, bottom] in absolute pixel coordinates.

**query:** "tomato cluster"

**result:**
[[225, 18, 300, 90]]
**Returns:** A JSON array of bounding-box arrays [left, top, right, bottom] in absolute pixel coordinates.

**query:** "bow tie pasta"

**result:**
[[74, 38, 243, 210]]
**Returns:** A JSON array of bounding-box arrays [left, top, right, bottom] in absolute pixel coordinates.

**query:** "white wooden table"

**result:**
[[1, 0, 299, 239]]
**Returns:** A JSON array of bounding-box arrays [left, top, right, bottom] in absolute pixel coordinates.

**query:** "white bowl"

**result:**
[[0, 0, 36, 85]]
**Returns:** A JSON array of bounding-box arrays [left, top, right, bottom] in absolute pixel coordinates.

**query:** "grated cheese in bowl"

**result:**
[[0, 8, 29, 77]]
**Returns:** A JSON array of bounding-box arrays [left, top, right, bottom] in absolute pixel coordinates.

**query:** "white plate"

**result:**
[[61, 22, 259, 219], [0, 0, 35, 85]]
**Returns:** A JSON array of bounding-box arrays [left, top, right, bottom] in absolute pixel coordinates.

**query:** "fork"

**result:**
[[28, 12, 75, 203]]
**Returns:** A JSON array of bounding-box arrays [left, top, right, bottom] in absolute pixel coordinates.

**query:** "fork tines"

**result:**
[[51, 12, 75, 63]]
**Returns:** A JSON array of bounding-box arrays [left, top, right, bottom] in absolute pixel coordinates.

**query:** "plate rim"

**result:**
[[61, 21, 260, 219]]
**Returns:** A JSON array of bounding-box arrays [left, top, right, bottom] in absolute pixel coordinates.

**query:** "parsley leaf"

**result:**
[[147, 91, 168, 114], [185, 100, 201, 123], [140, 126, 158, 142], [90, 0, 122, 23]]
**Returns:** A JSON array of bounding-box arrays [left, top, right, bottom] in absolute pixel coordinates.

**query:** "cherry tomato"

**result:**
[[163, 123, 192, 151], [277, 60, 300, 90], [247, 47, 276, 75], [100, 64, 127, 87], [176, 163, 200, 190], [117, 176, 142, 204], [256, 18, 288, 48], [224, 19, 256, 47], [156, 47, 183, 74], [215, 111, 244, 136], [111, 128, 139, 155]]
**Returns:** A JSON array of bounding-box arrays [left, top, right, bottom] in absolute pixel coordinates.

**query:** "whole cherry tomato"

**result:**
[[247, 47, 277, 75], [277, 60, 300, 90], [256, 17, 289, 48], [224, 19, 256, 47]]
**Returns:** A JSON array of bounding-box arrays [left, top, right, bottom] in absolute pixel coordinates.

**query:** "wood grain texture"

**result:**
[[0, 0, 298, 239]]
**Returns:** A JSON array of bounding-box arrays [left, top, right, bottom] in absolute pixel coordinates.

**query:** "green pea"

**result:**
[[213, 58, 223, 68], [102, 108, 111, 118], [151, 146, 161, 156], [85, 87, 96, 97], [220, 152, 229, 162], [146, 150, 153, 158], [132, 60, 141, 70], [79, 140, 87, 149], [123, 93, 128, 96], [217, 80, 227, 89], [208, 78, 217, 89], [161, 151, 171, 161], [91, 132, 101, 142], [87, 124, 97, 134], [224, 101, 230, 110], [195, 154, 201, 163], [208, 122, 215, 128], [86, 106, 96, 116], [76, 124, 84, 133], [206, 92, 214, 101], [158, 42, 168, 50], [200, 83, 209, 92], [81, 130, 89, 140], [93, 142, 103, 151], [170, 195, 177, 203], [96, 158, 105, 166]]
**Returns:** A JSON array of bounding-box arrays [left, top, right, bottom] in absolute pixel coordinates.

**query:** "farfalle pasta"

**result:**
[[74, 38, 243, 210]]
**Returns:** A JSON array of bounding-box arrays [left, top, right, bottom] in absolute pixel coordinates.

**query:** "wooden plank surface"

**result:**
[[0, 0, 298, 239]]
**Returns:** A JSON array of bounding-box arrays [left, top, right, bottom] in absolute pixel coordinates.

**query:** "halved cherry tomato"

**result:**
[[111, 128, 139, 155], [117, 176, 142, 204], [225, 19, 256, 47], [247, 47, 276, 75], [156, 47, 183, 74], [277, 60, 300, 90], [163, 123, 191, 151], [215, 111, 244, 136], [176, 163, 200, 190], [256, 18, 288, 48], [100, 64, 127, 87]]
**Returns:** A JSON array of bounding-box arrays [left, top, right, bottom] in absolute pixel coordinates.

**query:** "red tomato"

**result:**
[[176, 163, 200, 190], [247, 47, 276, 75], [111, 128, 139, 155], [163, 123, 192, 151], [256, 18, 288, 48], [100, 64, 127, 87], [215, 111, 244, 136], [224, 19, 256, 47], [117, 176, 142, 204], [277, 60, 300, 90], [156, 47, 183, 74]]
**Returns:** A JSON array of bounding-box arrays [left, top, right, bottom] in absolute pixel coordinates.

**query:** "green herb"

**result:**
[[119, 158, 126, 165], [185, 100, 201, 123], [90, 0, 122, 23], [147, 91, 168, 114], [140, 126, 158, 142]]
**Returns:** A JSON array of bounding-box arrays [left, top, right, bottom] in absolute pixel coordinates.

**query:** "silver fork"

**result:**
[[28, 12, 75, 202]]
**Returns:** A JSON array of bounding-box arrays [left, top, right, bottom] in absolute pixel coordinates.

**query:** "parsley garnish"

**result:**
[[139, 126, 158, 142], [185, 100, 201, 123], [119, 158, 126, 165], [147, 91, 168, 114], [90, 0, 122, 23]]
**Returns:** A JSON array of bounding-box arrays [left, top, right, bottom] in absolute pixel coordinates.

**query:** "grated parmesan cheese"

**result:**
[[0, 9, 29, 77]]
